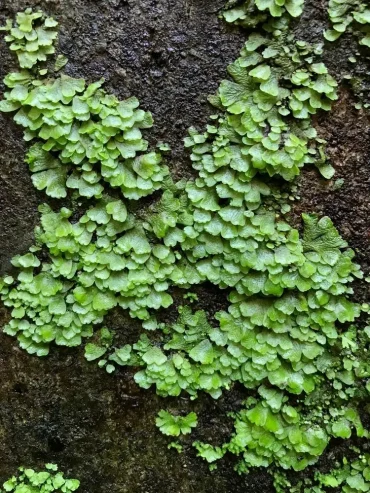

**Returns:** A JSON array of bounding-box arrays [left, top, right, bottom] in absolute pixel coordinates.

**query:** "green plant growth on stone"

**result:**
[[0, 464, 80, 493], [0, 3, 369, 485], [0, 196, 183, 355], [273, 447, 370, 491], [222, 0, 304, 28], [0, 9, 58, 69], [197, 391, 365, 473], [0, 76, 164, 199], [168, 441, 184, 453], [93, 303, 369, 471], [156, 410, 198, 436], [325, 0, 370, 45]]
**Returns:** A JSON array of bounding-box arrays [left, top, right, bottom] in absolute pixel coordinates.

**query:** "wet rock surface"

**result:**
[[0, 0, 370, 491]]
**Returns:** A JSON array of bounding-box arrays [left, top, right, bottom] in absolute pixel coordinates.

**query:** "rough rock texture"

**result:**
[[0, 0, 370, 492]]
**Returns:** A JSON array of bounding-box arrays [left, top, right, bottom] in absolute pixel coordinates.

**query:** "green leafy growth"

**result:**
[[54, 54, 68, 72], [0, 196, 183, 354], [221, 393, 364, 472], [156, 410, 198, 436], [193, 441, 225, 463], [325, 0, 370, 47], [0, 9, 58, 68], [0, 10, 167, 201], [1, 75, 167, 200], [273, 448, 370, 492], [84, 327, 113, 361], [183, 291, 199, 302], [174, 25, 339, 301], [1, 6, 368, 481], [118, 211, 362, 400], [222, 0, 304, 28], [0, 11, 184, 354], [168, 441, 183, 453], [0, 464, 80, 493]]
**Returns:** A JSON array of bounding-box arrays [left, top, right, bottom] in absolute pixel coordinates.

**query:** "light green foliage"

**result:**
[[0, 464, 80, 493], [93, 298, 368, 468], [223, 0, 304, 28], [193, 441, 225, 463], [84, 327, 113, 362], [0, 11, 165, 200], [157, 142, 171, 152], [193, 387, 365, 473], [0, 11, 183, 354], [0, 196, 181, 354], [216, 292, 360, 396], [143, 192, 362, 397], [102, 226, 362, 395], [193, 394, 327, 471], [325, 0, 370, 46], [0, 9, 58, 69], [105, 306, 231, 398], [316, 453, 370, 492], [168, 441, 183, 453], [0, 74, 166, 199], [223, 393, 364, 472], [183, 291, 198, 302], [170, 26, 338, 297], [190, 319, 369, 472], [54, 54, 68, 72], [302, 323, 370, 406], [1, 6, 368, 481], [185, 27, 337, 185], [156, 410, 198, 436], [273, 449, 370, 492]]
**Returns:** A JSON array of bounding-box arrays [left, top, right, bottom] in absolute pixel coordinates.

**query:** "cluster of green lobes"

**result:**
[[0, 464, 80, 493], [0, 3, 369, 482], [325, 0, 370, 45], [273, 448, 370, 491]]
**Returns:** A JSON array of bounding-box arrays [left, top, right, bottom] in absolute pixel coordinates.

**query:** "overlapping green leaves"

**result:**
[[0, 9, 58, 68], [1, 6, 368, 483], [325, 0, 370, 47], [156, 410, 198, 436], [0, 464, 80, 493], [0, 196, 184, 354], [222, 0, 304, 28], [0, 72, 167, 200], [274, 448, 370, 492]]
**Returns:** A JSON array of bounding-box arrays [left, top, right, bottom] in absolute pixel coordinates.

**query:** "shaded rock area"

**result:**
[[0, 0, 370, 492]]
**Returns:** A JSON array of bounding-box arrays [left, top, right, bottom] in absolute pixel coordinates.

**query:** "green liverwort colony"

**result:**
[[273, 449, 370, 491], [325, 0, 370, 45], [0, 464, 80, 493], [1, 2, 370, 491]]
